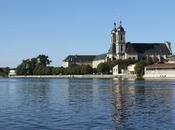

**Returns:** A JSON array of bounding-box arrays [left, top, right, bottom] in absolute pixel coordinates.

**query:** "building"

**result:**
[[8, 69, 16, 76], [127, 64, 136, 74], [63, 21, 172, 68], [144, 63, 175, 78], [62, 55, 96, 68]]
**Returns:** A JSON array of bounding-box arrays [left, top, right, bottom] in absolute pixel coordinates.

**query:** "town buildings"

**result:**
[[63, 21, 172, 68]]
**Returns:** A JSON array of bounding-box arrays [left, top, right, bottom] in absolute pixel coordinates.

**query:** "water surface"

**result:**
[[0, 78, 175, 130]]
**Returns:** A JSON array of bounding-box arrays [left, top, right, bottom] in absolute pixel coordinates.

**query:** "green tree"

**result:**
[[52, 67, 65, 75], [16, 54, 52, 75], [52, 67, 60, 75], [81, 65, 93, 74], [134, 59, 154, 79], [29, 58, 37, 74], [97, 62, 110, 74], [33, 64, 50, 75], [0, 67, 9, 76], [37, 55, 51, 66], [16, 59, 31, 75]]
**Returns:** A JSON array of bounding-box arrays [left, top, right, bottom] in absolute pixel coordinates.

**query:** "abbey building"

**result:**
[[63, 21, 172, 68]]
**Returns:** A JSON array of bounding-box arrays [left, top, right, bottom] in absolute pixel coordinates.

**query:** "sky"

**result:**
[[0, 0, 175, 67]]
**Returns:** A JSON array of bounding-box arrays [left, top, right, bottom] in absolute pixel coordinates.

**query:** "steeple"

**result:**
[[111, 22, 117, 33], [116, 20, 125, 32], [108, 21, 126, 61], [119, 20, 122, 26], [114, 22, 116, 28], [115, 20, 126, 59]]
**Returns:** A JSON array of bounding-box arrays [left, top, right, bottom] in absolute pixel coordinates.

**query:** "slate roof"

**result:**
[[146, 63, 175, 69], [63, 55, 96, 62], [126, 43, 171, 55], [63, 53, 107, 62], [94, 53, 107, 60]]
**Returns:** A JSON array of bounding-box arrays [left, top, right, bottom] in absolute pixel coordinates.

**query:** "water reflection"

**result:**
[[112, 79, 130, 129], [0, 78, 175, 129], [112, 79, 175, 129], [67, 79, 94, 112]]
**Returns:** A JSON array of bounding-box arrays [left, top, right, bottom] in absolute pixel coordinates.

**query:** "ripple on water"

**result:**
[[0, 78, 175, 129]]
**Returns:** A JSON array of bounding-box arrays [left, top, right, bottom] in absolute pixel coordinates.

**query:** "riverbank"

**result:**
[[9, 74, 137, 79], [9, 74, 175, 80], [9, 75, 116, 79]]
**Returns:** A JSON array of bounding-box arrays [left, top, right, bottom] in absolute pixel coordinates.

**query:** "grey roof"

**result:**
[[94, 53, 107, 60], [146, 63, 175, 69], [63, 55, 96, 62], [126, 43, 171, 55]]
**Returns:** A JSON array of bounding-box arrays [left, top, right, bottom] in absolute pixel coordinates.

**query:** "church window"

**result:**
[[121, 35, 123, 41], [133, 57, 135, 60]]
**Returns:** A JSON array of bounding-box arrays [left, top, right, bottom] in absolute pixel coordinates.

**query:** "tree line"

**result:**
[[16, 54, 139, 75], [0, 67, 9, 76], [16, 54, 158, 78]]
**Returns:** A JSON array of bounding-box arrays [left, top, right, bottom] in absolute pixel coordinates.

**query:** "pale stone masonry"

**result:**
[[63, 21, 172, 68]]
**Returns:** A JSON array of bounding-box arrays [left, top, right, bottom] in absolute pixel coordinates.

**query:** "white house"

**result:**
[[113, 65, 119, 75], [127, 64, 136, 74], [8, 69, 16, 76]]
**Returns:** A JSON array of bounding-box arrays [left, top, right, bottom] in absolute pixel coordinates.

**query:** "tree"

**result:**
[[37, 55, 51, 66], [0, 67, 9, 76], [52, 67, 65, 75], [29, 58, 37, 74], [134, 59, 154, 79], [97, 63, 110, 74], [52, 67, 60, 75], [81, 65, 93, 74], [16, 59, 31, 75], [33, 64, 50, 75], [16, 54, 52, 75]]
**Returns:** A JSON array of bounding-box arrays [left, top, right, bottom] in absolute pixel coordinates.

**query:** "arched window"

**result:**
[[121, 46, 123, 52]]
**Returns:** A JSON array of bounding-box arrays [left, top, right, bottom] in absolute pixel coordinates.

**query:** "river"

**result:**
[[0, 78, 175, 130]]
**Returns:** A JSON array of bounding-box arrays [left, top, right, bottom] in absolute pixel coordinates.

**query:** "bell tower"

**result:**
[[107, 23, 117, 60], [116, 21, 125, 59]]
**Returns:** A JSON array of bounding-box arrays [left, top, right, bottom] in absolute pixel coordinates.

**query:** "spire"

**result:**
[[116, 20, 125, 32], [114, 22, 116, 28], [119, 20, 122, 26]]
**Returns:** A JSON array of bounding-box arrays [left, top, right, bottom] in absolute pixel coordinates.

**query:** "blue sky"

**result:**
[[0, 0, 175, 67]]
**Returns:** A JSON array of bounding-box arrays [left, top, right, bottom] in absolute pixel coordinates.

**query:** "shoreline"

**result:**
[[9, 75, 117, 79], [8, 74, 137, 79], [8, 74, 175, 80]]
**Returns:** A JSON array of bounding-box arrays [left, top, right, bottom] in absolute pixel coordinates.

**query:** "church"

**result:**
[[63, 21, 172, 68]]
